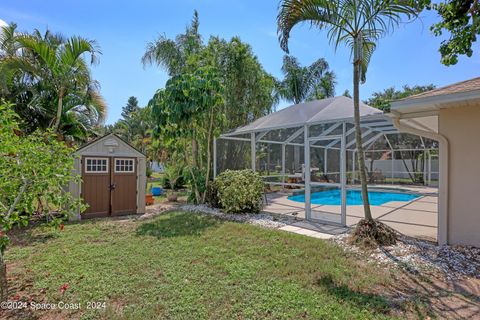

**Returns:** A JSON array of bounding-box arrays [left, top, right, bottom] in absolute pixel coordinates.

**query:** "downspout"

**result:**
[[390, 114, 449, 245]]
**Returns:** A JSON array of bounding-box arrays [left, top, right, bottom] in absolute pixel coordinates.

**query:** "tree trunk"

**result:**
[[353, 36, 373, 221], [191, 130, 198, 169], [0, 252, 7, 302], [202, 110, 215, 204], [53, 89, 64, 132]]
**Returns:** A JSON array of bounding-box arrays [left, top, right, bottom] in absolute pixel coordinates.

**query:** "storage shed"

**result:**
[[68, 133, 147, 219]]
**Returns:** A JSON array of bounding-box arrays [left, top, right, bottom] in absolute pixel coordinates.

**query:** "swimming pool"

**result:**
[[288, 189, 420, 205]]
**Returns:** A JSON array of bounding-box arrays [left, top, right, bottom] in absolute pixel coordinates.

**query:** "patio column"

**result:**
[[423, 150, 427, 186], [281, 144, 286, 191], [324, 148, 328, 175], [352, 151, 356, 184], [391, 149, 395, 184], [251, 132, 256, 172], [428, 151, 432, 186], [340, 122, 347, 226], [304, 125, 311, 220]]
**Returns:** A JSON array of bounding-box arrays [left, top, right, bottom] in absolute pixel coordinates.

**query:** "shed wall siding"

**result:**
[[439, 104, 480, 247], [137, 157, 147, 214]]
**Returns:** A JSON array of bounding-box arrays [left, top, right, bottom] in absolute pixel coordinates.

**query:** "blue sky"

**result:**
[[1, 0, 479, 124]]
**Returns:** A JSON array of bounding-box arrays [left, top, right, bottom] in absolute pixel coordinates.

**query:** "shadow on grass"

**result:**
[[136, 212, 221, 239], [8, 228, 58, 247], [317, 275, 392, 314]]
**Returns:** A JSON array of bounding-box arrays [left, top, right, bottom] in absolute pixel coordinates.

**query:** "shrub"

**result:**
[[161, 164, 185, 189], [215, 169, 264, 213]]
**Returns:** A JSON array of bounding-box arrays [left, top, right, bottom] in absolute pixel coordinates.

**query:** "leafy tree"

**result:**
[[0, 24, 105, 141], [202, 36, 277, 129], [0, 103, 84, 301], [143, 11, 277, 196], [365, 84, 436, 112], [122, 96, 140, 120], [277, 0, 418, 235], [429, 0, 480, 65], [277, 55, 336, 104], [149, 67, 224, 203], [143, 13, 277, 131]]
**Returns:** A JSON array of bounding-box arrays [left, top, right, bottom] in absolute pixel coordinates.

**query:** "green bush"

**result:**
[[215, 169, 264, 213], [161, 175, 185, 190]]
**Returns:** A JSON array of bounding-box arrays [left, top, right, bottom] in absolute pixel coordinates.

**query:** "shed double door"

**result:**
[[81, 157, 137, 218]]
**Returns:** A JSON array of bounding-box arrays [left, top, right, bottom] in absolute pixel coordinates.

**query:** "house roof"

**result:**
[[223, 96, 383, 135], [399, 77, 480, 101], [390, 77, 480, 134]]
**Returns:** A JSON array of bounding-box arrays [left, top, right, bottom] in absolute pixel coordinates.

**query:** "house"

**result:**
[[68, 133, 147, 219], [391, 77, 480, 247]]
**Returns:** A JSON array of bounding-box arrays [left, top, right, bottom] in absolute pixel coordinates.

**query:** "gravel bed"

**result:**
[[332, 233, 480, 280], [180, 204, 292, 229]]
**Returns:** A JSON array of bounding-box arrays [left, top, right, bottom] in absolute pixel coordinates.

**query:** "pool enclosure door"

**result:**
[[305, 132, 347, 225]]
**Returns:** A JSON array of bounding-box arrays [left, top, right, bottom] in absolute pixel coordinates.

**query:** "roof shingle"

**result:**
[[401, 77, 480, 101]]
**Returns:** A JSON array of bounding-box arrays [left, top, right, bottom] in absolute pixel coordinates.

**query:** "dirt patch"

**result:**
[[333, 233, 480, 318]]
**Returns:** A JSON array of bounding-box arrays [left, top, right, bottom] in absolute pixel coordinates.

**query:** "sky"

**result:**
[[1, 0, 479, 124]]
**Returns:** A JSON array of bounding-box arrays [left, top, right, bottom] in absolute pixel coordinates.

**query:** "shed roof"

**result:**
[[225, 96, 382, 135], [76, 133, 146, 158]]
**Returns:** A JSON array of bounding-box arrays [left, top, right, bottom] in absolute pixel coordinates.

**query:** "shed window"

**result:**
[[115, 158, 135, 173], [85, 158, 108, 173]]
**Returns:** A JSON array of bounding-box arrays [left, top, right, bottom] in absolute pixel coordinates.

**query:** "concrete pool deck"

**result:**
[[263, 185, 438, 241]]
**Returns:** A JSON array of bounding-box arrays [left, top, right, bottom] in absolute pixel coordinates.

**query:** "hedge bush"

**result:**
[[215, 169, 264, 214]]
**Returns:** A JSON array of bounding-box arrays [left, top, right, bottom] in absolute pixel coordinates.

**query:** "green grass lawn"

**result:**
[[6, 212, 411, 319]]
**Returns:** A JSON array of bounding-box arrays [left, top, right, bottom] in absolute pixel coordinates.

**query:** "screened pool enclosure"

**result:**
[[214, 97, 438, 226]]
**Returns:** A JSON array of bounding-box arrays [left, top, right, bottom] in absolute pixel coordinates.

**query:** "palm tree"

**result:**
[[59, 82, 107, 142], [278, 0, 418, 223], [142, 10, 202, 75], [8, 30, 103, 132], [278, 55, 336, 104]]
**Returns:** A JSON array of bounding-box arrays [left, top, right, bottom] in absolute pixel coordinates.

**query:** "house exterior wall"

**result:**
[[69, 134, 146, 219], [439, 104, 480, 247]]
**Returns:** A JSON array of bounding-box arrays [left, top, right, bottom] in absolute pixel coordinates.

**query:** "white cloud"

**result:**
[[0, 18, 7, 27]]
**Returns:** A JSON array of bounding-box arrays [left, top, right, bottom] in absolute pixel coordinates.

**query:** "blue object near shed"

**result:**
[[151, 187, 162, 196]]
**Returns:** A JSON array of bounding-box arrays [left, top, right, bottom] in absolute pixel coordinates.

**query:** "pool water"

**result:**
[[288, 189, 419, 205]]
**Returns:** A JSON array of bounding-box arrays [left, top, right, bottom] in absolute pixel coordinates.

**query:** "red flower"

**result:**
[[59, 283, 69, 295], [59, 224, 65, 231]]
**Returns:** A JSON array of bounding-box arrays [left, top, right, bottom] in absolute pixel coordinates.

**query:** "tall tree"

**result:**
[[143, 11, 278, 194], [142, 10, 202, 76], [278, 0, 418, 239], [278, 55, 336, 104], [365, 84, 436, 112], [202, 36, 277, 129], [429, 0, 480, 65], [149, 67, 224, 203], [15, 33, 102, 131], [122, 96, 139, 120], [0, 24, 106, 140]]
